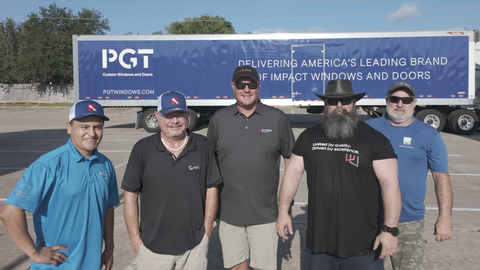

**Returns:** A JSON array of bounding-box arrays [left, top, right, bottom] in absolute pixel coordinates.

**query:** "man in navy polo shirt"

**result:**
[[122, 91, 221, 270], [0, 100, 120, 269]]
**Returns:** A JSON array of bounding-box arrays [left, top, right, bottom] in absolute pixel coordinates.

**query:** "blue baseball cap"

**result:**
[[157, 91, 189, 115], [69, 100, 109, 122]]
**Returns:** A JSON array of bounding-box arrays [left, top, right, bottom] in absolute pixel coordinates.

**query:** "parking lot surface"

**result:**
[[1, 106, 479, 270]]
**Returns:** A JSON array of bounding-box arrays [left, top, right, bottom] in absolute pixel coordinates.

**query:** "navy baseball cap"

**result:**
[[157, 91, 189, 115], [69, 100, 109, 122]]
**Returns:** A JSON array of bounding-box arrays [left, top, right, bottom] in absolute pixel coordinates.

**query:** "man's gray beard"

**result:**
[[322, 108, 359, 141]]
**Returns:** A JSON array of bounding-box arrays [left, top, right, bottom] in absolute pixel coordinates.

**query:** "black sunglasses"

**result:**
[[388, 96, 415, 104], [235, 82, 258, 90], [325, 97, 353, 106]]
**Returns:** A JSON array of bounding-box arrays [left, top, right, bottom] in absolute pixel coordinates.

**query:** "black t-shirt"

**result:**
[[293, 121, 396, 257], [121, 131, 222, 255], [207, 102, 295, 225]]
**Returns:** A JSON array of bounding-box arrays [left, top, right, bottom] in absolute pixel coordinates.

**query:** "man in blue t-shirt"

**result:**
[[366, 81, 453, 270], [0, 100, 120, 269]]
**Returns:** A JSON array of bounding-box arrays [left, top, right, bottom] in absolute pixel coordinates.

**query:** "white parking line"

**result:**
[[293, 202, 480, 211]]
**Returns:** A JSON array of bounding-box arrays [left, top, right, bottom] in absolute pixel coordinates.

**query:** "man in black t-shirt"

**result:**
[[276, 79, 402, 270]]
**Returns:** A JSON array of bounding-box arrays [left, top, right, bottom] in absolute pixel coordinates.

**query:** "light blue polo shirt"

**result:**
[[6, 139, 120, 269], [366, 116, 449, 222]]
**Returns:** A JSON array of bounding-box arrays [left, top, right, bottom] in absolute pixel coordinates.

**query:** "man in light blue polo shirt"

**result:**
[[0, 100, 120, 269], [366, 81, 452, 270]]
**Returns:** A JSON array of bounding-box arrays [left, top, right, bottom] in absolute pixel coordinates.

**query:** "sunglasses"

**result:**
[[388, 96, 415, 104], [235, 82, 258, 90], [325, 97, 353, 106]]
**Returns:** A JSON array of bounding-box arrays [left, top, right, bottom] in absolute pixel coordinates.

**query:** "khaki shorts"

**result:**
[[217, 220, 278, 270], [384, 220, 427, 270], [137, 233, 209, 270]]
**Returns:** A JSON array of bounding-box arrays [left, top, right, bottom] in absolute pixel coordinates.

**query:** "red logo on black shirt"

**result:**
[[345, 154, 359, 167]]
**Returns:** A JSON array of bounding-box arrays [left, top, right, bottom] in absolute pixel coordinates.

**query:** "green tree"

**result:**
[[475, 29, 479, 42], [0, 17, 22, 83], [163, 14, 235, 34], [9, 3, 109, 84]]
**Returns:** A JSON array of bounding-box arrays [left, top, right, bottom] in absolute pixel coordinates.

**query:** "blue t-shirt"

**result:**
[[6, 139, 120, 269], [366, 116, 448, 222]]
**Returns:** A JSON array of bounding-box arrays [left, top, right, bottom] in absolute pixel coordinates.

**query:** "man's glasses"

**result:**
[[325, 97, 353, 106], [235, 82, 258, 90], [388, 96, 415, 104]]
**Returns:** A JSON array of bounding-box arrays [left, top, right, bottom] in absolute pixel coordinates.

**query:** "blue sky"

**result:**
[[0, 0, 479, 35]]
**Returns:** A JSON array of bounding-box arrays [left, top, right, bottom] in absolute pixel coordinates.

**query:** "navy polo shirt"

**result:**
[[122, 131, 222, 255]]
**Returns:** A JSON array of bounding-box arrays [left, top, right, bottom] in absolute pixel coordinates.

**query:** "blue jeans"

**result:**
[[306, 247, 384, 270]]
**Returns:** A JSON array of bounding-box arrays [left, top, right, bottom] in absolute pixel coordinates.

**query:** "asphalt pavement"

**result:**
[[0, 106, 479, 270]]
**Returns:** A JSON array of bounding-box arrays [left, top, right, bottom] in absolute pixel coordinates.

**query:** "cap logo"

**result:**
[[171, 98, 179, 105], [88, 104, 97, 112], [239, 69, 245, 72]]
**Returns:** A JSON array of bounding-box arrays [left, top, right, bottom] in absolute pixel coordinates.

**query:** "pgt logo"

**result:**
[[102, 48, 154, 69]]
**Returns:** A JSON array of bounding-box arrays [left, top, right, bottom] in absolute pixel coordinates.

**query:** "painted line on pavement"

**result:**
[[293, 202, 480, 211]]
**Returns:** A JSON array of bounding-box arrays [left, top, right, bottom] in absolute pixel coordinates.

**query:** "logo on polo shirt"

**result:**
[[98, 171, 110, 180], [188, 165, 200, 170], [257, 128, 272, 133], [15, 184, 32, 198]]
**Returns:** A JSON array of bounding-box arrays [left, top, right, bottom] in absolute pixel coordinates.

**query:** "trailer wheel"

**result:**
[[415, 109, 445, 131], [141, 108, 159, 133], [187, 109, 198, 131], [446, 110, 479, 135]]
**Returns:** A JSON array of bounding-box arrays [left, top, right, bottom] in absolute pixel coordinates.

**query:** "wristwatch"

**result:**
[[382, 225, 399, 237]]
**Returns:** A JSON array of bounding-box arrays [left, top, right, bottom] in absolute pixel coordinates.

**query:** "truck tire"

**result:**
[[188, 109, 198, 131], [141, 108, 159, 133], [415, 109, 445, 131], [446, 109, 479, 135]]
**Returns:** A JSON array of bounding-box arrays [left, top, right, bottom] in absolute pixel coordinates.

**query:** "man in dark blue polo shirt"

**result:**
[[207, 66, 295, 270], [122, 91, 222, 270]]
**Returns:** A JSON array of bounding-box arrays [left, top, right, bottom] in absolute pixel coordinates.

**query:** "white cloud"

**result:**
[[386, 4, 422, 22]]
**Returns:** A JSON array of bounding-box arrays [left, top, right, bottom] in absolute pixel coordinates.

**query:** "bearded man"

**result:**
[[366, 81, 452, 270], [276, 79, 402, 270]]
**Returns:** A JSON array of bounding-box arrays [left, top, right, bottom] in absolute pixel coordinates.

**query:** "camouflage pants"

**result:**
[[384, 220, 427, 270]]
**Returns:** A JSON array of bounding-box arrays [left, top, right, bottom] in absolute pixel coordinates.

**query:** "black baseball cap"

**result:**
[[387, 81, 415, 97], [232, 65, 260, 82]]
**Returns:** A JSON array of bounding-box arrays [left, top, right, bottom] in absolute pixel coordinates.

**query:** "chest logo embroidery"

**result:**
[[257, 128, 272, 133], [98, 171, 110, 180], [188, 165, 201, 170]]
